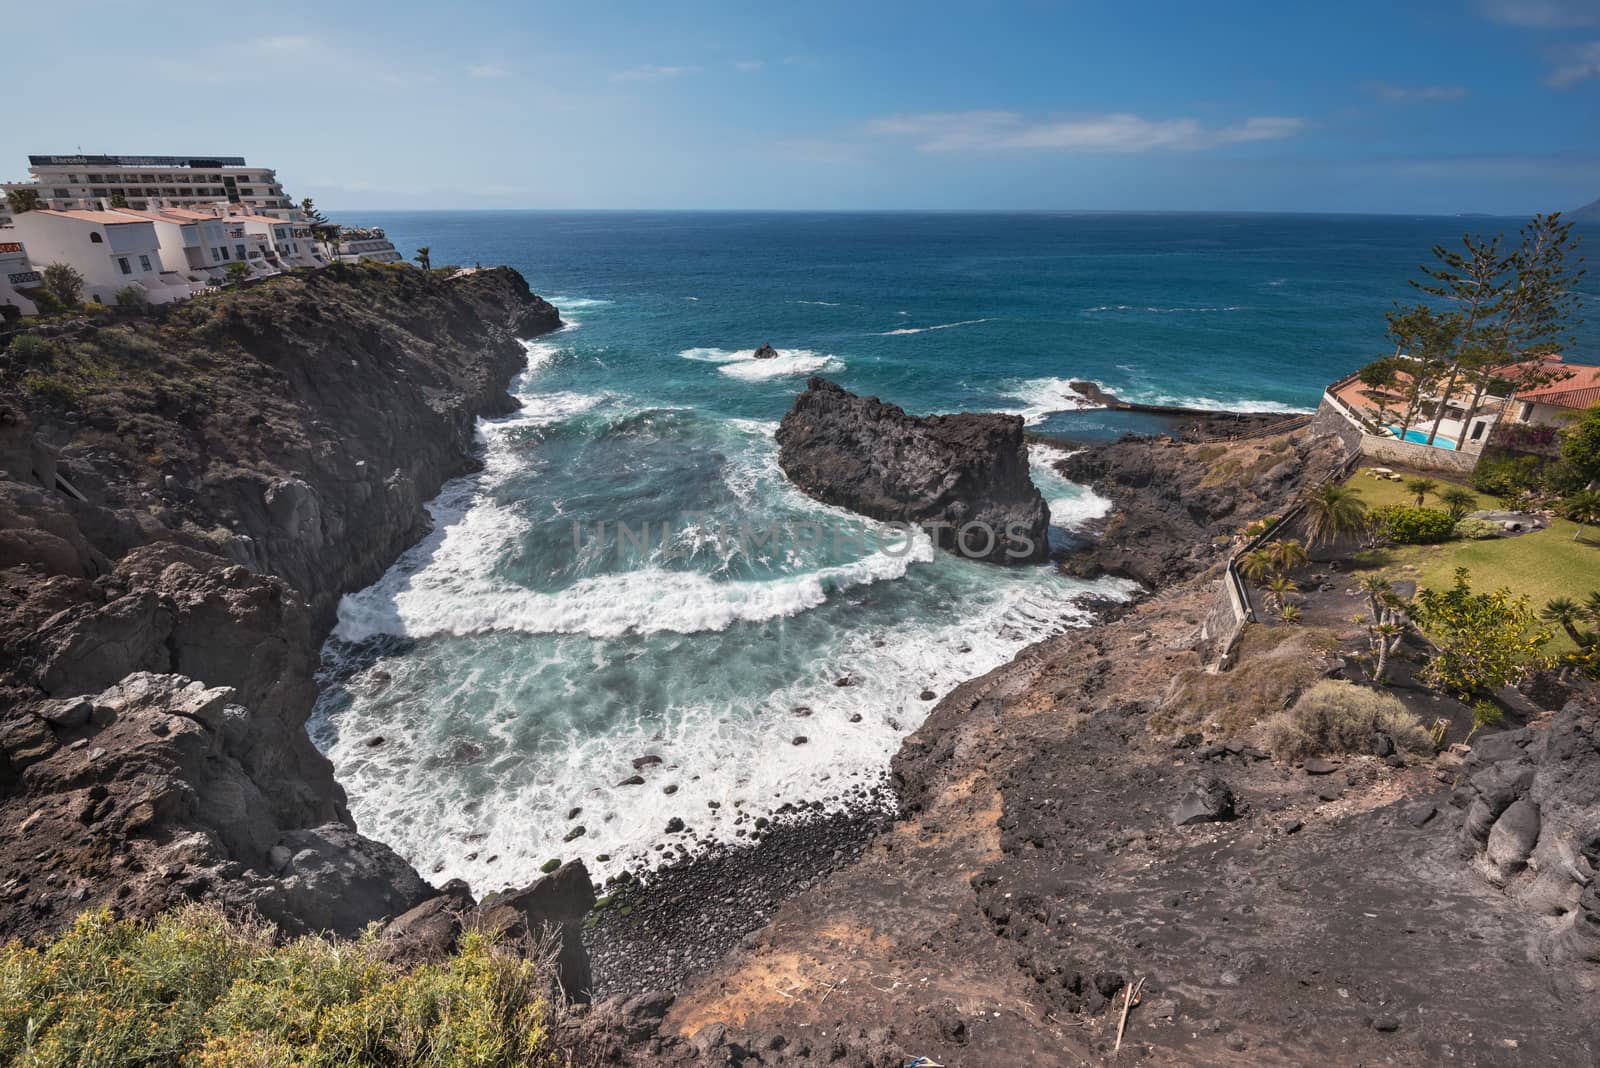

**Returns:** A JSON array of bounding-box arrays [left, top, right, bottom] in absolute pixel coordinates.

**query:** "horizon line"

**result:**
[[313, 206, 1592, 220]]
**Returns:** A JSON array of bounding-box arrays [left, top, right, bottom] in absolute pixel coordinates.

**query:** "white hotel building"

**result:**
[[2, 152, 404, 310], [1, 155, 296, 226]]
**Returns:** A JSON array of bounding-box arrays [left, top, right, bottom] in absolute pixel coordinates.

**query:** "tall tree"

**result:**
[[5, 188, 40, 215], [1456, 214, 1587, 438], [414, 246, 432, 272], [1383, 303, 1460, 437], [41, 263, 84, 307], [1412, 233, 1509, 447], [1406, 214, 1586, 450]]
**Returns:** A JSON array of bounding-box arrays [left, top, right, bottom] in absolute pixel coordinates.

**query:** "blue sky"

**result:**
[[6, 0, 1598, 213]]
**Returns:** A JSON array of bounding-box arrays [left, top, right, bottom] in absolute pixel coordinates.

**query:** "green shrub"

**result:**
[[1452, 517, 1500, 540], [1473, 454, 1543, 498], [0, 906, 559, 1067], [1371, 505, 1457, 544], [1263, 679, 1432, 761], [4, 333, 55, 365], [113, 284, 149, 309], [20, 372, 81, 407]]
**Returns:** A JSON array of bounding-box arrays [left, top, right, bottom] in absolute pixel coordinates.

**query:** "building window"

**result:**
[[118, 257, 132, 275], [52, 188, 68, 198], [235, 244, 246, 260], [139, 254, 152, 271], [90, 232, 104, 244], [212, 248, 222, 262], [1470, 422, 1486, 442], [220, 247, 229, 260], [1521, 403, 1535, 423]]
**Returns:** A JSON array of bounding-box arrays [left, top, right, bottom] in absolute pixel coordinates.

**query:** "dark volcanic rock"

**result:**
[[481, 860, 597, 1000], [0, 265, 560, 944], [1456, 696, 1600, 973], [1173, 776, 1236, 826], [752, 343, 780, 360], [1056, 427, 1347, 586], [776, 377, 1048, 563]]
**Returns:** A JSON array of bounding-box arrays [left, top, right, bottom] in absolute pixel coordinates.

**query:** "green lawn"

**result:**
[[1347, 467, 1480, 511], [1346, 467, 1600, 653]]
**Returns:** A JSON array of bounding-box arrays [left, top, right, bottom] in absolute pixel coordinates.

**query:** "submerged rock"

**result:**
[[776, 377, 1049, 563]]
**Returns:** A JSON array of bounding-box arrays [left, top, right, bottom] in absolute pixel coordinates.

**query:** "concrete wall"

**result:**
[[1198, 564, 1251, 667], [1354, 429, 1481, 473], [1311, 394, 1481, 475]]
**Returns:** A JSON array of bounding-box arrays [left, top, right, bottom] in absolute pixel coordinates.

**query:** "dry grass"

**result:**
[[1263, 679, 1432, 761], [1157, 624, 1342, 736]]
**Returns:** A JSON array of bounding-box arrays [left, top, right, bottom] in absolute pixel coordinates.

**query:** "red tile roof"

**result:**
[[1515, 363, 1600, 410]]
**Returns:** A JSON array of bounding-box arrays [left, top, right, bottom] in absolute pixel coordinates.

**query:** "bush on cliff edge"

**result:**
[[0, 907, 560, 1067], [1264, 680, 1431, 761]]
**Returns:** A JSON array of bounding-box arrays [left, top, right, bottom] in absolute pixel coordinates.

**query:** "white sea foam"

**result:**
[[1117, 388, 1312, 414], [792, 300, 841, 306], [999, 376, 1104, 425], [875, 317, 993, 336], [1083, 304, 1247, 314], [1028, 443, 1112, 529], [337, 535, 936, 643], [322, 561, 1133, 892], [546, 296, 615, 311], [678, 346, 844, 380]]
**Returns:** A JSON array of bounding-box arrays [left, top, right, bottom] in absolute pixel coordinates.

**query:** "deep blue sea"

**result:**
[[310, 212, 1600, 892]]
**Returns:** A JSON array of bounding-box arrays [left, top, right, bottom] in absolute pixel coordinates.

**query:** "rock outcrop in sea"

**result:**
[[776, 376, 1049, 563], [0, 263, 560, 944]]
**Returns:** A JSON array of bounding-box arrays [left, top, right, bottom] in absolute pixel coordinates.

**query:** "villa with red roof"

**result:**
[[1509, 362, 1600, 426]]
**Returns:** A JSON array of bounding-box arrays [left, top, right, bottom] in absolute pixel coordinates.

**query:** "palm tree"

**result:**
[[1359, 574, 1393, 622], [1560, 490, 1600, 543], [1278, 603, 1302, 624], [1265, 574, 1297, 612], [1541, 597, 1586, 645], [1440, 487, 1477, 521], [1239, 548, 1276, 583], [1304, 483, 1369, 547], [1404, 477, 1438, 507], [1585, 591, 1600, 627], [1269, 538, 1309, 574], [414, 246, 432, 272]]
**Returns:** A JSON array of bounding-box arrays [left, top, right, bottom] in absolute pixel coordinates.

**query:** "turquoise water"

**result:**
[[1386, 424, 1457, 448], [311, 212, 1598, 892]]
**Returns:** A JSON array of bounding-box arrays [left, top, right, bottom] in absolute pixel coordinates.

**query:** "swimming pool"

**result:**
[[1386, 425, 1456, 449]]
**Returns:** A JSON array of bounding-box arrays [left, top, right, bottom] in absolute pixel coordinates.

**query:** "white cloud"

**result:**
[[865, 111, 1305, 153], [735, 60, 765, 72], [1547, 40, 1600, 86], [1368, 83, 1469, 101], [468, 62, 511, 80], [610, 64, 700, 83], [1481, 0, 1599, 27]]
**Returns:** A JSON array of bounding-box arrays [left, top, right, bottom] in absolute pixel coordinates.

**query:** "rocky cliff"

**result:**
[[776, 377, 1049, 563], [1056, 426, 1346, 586], [0, 264, 560, 943]]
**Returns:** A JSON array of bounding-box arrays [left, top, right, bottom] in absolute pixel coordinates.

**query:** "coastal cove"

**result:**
[[309, 211, 1600, 894]]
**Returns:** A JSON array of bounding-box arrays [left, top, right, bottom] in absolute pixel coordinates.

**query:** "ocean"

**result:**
[[309, 211, 1599, 892]]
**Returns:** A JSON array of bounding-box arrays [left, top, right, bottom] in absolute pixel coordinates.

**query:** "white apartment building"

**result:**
[[8, 209, 188, 305], [0, 239, 41, 318], [1, 154, 296, 226], [231, 214, 327, 269], [115, 207, 242, 286]]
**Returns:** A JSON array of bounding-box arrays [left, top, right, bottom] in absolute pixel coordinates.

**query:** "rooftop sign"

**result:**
[[28, 155, 249, 168]]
